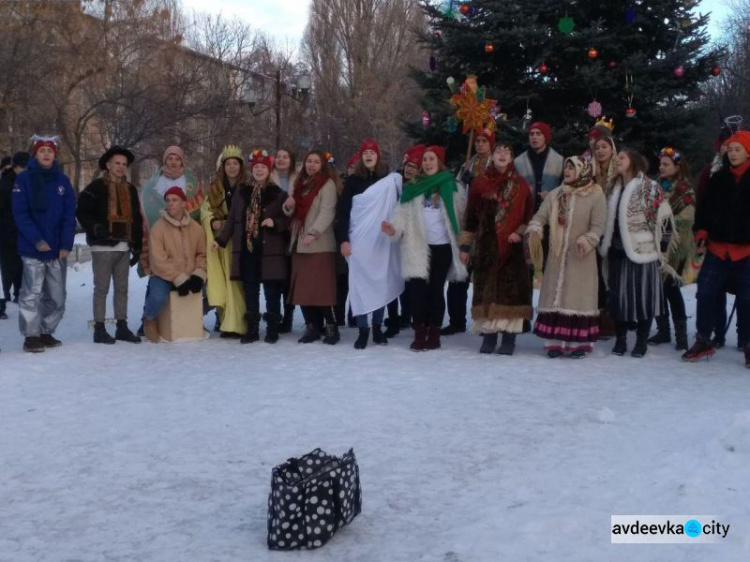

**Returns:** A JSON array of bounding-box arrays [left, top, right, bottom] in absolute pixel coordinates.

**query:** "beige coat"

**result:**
[[528, 183, 607, 316], [287, 179, 338, 254], [149, 210, 207, 287]]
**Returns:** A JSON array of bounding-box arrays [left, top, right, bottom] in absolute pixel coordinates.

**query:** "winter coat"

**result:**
[[514, 147, 564, 206], [529, 182, 607, 316], [0, 168, 18, 248], [76, 176, 143, 254], [288, 179, 338, 254], [335, 170, 387, 244], [270, 169, 299, 195], [215, 182, 289, 281], [694, 165, 750, 246], [387, 191, 468, 282], [148, 209, 207, 286], [12, 160, 76, 260]]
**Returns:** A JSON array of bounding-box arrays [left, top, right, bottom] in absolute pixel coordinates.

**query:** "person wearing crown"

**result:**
[[201, 145, 248, 339], [646, 147, 695, 351], [12, 135, 76, 353]]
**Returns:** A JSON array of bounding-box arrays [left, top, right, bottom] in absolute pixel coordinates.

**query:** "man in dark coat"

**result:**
[[0, 151, 29, 317], [76, 146, 143, 344]]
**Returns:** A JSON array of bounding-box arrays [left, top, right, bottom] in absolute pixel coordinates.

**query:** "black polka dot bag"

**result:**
[[267, 448, 362, 550]]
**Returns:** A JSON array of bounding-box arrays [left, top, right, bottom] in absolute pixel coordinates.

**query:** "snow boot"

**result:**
[[39, 333, 62, 348], [354, 327, 370, 350], [279, 304, 294, 334], [410, 324, 427, 352], [0, 299, 7, 320], [241, 313, 261, 344], [372, 324, 388, 345], [323, 322, 340, 345], [424, 325, 442, 350], [440, 324, 465, 336], [115, 320, 141, 343], [673, 318, 688, 351], [647, 315, 671, 345], [496, 332, 516, 356], [612, 322, 628, 356], [264, 312, 281, 344], [93, 322, 116, 344], [383, 317, 400, 339], [298, 323, 321, 343], [479, 333, 498, 354], [631, 320, 650, 358], [23, 336, 45, 353], [682, 334, 716, 362]]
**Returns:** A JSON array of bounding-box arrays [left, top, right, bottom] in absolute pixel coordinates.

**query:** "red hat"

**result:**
[[727, 131, 750, 155], [404, 145, 426, 166], [30, 135, 58, 157], [424, 145, 446, 163], [248, 149, 274, 171], [163, 186, 187, 202], [475, 129, 496, 149], [529, 122, 552, 144], [359, 139, 380, 155], [347, 152, 361, 168]]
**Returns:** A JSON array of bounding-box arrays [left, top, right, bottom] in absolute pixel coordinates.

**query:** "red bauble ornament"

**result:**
[[459, 3, 470, 15], [485, 42, 494, 53], [625, 106, 637, 118], [588, 47, 599, 60], [539, 62, 548, 74], [712, 65, 721, 76], [674, 66, 685, 78], [608, 61, 617, 69], [434, 31, 442, 39]]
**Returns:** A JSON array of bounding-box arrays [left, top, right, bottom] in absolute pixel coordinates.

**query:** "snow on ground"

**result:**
[[1, 262, 748, 561]]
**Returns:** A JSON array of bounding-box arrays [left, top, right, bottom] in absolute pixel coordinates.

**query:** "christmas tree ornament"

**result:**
[[608, 61, 618, 69], [680, 17, 691, 29], [674, 65, 685, 77], [429, 54, 436, 72], [459, 3, 471, 16], [446, 76, 458, 93], [587, 100, 603, 118], [712, 65, 721, 76], [539, 62, 549, 74], [485, 42, 494, 54], [558, 15, 575, 35], [434, 31, 442, 39], [625, 6, 636, 25], [422, 111, 431, 129], [625, 106, 637, 118], [588, 47, 599, 60]]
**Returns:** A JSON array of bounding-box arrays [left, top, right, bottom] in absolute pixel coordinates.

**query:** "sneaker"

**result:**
[[570, 349, 587, 359], [39, 333, 62, 348], [23, 336, 45, 353], [682, 335, 716, 362], [547, 349, 563, 358]]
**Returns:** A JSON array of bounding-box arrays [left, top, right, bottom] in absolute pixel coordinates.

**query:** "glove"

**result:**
[[173, 280, 191, 296], [187, 274, 204, 294], [93, 224, 110, 239]]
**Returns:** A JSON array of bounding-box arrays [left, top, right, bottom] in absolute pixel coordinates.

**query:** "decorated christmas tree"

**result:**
[[409, 0, 725, 167]]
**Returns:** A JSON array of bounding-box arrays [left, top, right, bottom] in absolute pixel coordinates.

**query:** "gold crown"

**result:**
[[594, 116, 614, 132], [221, 144, 243, 162]]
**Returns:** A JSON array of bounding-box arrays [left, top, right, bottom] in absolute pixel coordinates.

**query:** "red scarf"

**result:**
[[731, 160, 750, 184], [292, 172, 329, 228]]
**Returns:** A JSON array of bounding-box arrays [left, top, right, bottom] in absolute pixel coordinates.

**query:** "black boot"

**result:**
[[496, 332, 516, 355], [440, 324, 466, 336], [298, 323, 321, 343], [93, 322, 116, 344], [744, 344, 750, 369], [241, 313, 260, 344], [323, 323, 340, 345], [354, 327, 370, 349], [0, 299, 7, 320], [479, 333, 498, 354], [264, 312, 281, 344], [631, 320, 651, 358], [372, 324, 388, 345], [279, 304, 294, 334], [115, 320, 141, 343], [383, 317, 400, 338], [612, 322, 628, 356], [673, 318, 688, 351], [647, 315, 671, 345], [682, 333, 716, 362]]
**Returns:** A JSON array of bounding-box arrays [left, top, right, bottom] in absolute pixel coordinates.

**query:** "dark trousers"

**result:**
[[335, 271, 348, 325], [662, 276, 686, 321], [301, 305, 335, 329], [241, 248, 282, 317], [411, 244, 452, 327], [696, 253, 750, 345], [0, 245, 22, 301], [386, 282, 412, 325], [445, 275, 470, 329]]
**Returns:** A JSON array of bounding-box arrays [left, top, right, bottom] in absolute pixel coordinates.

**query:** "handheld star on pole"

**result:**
[[449, 75, 497, 165]]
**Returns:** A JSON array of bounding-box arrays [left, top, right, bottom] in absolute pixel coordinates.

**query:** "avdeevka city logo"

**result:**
[[685, 519, 702, 538]]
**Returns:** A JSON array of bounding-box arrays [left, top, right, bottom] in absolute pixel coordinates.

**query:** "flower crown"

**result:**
[[659, 146, 682, 163], [248, 149, 275, 167], [324, 152, 335, 165]]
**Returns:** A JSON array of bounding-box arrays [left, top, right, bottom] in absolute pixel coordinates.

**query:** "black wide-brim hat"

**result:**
[[99, 146, 135, 170]]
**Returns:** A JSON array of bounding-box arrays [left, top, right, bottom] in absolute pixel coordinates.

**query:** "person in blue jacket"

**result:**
[[12, 135, 76, 353]]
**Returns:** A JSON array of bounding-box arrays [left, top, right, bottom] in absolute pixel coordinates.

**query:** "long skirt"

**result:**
[[289, 252, 337, 306], [607, 249, 664, 324]]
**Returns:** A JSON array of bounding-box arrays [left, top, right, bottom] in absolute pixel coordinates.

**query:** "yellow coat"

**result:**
[[201, 196, 247, 334]]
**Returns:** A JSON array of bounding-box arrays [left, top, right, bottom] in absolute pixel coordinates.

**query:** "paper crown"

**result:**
[[221, 145, 243, 162], [594, 116, 615, 132]]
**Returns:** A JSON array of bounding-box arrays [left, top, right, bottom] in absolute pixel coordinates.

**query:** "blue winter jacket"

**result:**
[[12, 159, 77, 260]]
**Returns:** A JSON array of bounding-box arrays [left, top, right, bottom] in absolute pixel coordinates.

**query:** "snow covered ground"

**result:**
[[1, 261, 748, 561]]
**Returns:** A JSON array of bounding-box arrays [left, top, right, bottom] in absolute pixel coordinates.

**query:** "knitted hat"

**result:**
[[248, 149, 274, 171], [162, 145, 185, 166], [475, 129, 496, 149], [404, 145, 426, 166], [98, 145, 135, 170], [163, 186, 187, 202], [12, 151, 30, 168], [424, 145, 446, 163], [359, 139, 380, 155], [529, 122, 551, 143], [30, 135, 59, 157], [727, 131, 750, 155]]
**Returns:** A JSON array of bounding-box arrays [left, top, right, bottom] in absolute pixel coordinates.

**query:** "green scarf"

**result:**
[[400, 170, 459, 235]]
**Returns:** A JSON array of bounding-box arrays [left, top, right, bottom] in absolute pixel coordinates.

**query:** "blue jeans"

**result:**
[[696, 253, 750, 343], [356, 307, 385, 328], [143, 276, 173, 321]]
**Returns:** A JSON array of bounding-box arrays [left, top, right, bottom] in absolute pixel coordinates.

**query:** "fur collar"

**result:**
[[160, 209, 192, 227]]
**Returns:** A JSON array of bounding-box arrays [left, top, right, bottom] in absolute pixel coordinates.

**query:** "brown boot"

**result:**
[[143, 318, 160, 343], [410, 324, 427, 352], [424, 325, 441, 350]]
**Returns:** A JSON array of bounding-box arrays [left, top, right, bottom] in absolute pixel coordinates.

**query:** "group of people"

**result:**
[[0, 115, 748, 369]]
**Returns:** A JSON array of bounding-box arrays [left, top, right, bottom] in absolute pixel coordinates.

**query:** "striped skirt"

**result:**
[[606, 249, 665, 324]]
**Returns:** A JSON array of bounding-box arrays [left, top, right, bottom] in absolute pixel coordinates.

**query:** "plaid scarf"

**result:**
[[245, 181, 264, 252]]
